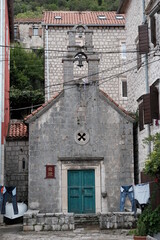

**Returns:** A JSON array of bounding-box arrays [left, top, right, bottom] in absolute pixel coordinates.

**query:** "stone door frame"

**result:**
[[59, 157, 103, 213]]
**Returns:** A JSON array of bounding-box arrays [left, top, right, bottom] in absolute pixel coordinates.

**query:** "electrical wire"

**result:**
[[10, 56, 160, 111], [0, 44, 156, 54], [8, 50, 157, 94]]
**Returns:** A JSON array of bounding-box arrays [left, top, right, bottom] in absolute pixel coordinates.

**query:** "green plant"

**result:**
[[143, 133, 160, 183], [136, 220, 147, 236], [136, 205, 160, 236]]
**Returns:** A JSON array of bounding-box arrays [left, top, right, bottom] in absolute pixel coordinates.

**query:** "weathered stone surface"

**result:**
[[23, 212, 136, 231], [5, 140, 28, 203]]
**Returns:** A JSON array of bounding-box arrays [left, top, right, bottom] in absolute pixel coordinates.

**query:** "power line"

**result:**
[[10, 57, 160, 112], [8, 52, 156, 94], [0, 44, 156, 54]]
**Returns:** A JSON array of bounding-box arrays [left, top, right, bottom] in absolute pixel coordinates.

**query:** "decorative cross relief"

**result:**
[[74, 129, 89, 145]]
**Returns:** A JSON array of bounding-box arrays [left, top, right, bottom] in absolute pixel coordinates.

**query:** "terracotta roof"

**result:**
[[7, 120, 28, 140], [100, 90, 135, 121], [43, 11, 125, 26], [24, 92, 61, 122], [14, 18, 42, 24]]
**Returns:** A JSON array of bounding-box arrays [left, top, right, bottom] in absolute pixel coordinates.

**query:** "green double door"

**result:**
[[68, 169, 95, 214]]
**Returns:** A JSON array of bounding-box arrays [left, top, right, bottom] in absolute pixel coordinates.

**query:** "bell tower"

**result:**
[[62, 24, 99, 86]]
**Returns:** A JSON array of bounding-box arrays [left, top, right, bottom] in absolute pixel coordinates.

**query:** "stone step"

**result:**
[[74, 214, 99, 228]]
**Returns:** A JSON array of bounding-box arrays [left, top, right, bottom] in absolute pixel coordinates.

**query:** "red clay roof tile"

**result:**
[[7, 120, 28, 140], [43, 11, 125, 26], [100, 90, 134, 118], [24, 92, 61, 121]]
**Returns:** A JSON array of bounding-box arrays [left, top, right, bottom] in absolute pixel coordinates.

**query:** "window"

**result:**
[[150, 15, 157, 47], [115, 15, 124, 20], [136, 42, 142, 70], [98, 15, 107, 20], [29, 27, 42, 37], [120, 42, 126, 59], [138, 24, 149, 54], [138, 84, 159, 131], [14, 27, 19, 39], [122, 80, 127, 98], [54, 16, 62, 20], [33, 27, 38, 36]]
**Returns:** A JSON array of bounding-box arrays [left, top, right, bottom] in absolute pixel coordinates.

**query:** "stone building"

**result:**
[[24, 24, 134, 215], [42, 11, 128, 109], [5, 120, 28, 203], [14, 18, 43, 49], [118, 0, 160, 177]]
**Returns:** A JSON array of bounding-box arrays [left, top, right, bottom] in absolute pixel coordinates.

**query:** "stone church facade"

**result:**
[[25, 24, 134, 215], [42, 11, 128, 109]]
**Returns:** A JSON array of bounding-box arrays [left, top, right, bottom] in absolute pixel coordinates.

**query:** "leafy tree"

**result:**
[[10, 45, 44, 119], [144, 133, 160, 183], [14, 0, 120, 18]]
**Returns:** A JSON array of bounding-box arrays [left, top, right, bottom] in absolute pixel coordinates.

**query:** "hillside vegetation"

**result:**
[[14, 0, 119, 18]]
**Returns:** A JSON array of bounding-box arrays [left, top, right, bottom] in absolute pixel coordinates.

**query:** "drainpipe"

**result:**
[[142, 0, 151, 154], [0, 0, 3, 183], [46, 25, 50, 101]]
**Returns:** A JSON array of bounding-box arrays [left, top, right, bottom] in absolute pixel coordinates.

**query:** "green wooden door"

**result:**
[[68, 169, 95, 213]]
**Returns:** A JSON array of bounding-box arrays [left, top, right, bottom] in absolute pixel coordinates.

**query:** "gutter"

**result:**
[[0, 0, 3, 183], [41, 23, 125, 27], [142, 0, 151, 155], [46, 25, 50, 101], [149, 2, 160, 17]]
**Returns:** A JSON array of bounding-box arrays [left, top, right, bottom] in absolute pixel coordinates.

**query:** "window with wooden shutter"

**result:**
[[137, 43, 142, 69], [139, 102, 144, 131], [38, 28, 42, 37], [29, 27, 32, 37], [138, 24, 149, 54], [150, 85, 159, 119], [150, 16, 156, 47], [143, 93, 152, 124]]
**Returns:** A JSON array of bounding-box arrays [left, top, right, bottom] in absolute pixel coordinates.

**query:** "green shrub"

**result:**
[[136, 205, 160, 236]]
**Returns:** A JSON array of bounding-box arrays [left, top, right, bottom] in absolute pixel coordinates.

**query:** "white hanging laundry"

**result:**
[[134, 183, 150, 204]]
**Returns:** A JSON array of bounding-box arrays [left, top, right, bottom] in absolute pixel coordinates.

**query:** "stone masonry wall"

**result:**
[[5, 140, 29, 203], [23, 211, 136, 231], [44, 26, 128, 109], [28, 84, 134, 213], [124, 0, 160, 171], [14, 22, 43, 49]]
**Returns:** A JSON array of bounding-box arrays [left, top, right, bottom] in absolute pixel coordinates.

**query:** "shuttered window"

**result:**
[[150, 16, 156, 47], [143, 93, 152, 124], [139, 84, 159, 130], [38, 28, 42, 37], [136, 43, 142, 69], [139, 102, 144, 131], [150, 85, 159, 119], [29, 27, 32, 37], [138, 24, 149, 54]]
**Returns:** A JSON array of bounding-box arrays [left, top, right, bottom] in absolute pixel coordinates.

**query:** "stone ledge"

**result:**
[[23, 211, 136, 231]]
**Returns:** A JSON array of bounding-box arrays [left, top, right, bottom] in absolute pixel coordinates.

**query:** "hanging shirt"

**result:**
[[134, 183, 150, 204]]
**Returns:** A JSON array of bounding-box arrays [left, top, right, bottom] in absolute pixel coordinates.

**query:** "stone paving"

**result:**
[[0, 224, 134, 240]]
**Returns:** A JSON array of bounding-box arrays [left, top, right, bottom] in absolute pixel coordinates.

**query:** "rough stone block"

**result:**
[[52, 217, 58, 224], [23, 225, 34, 231], [35, 225, 43, 231], [44, 225, 52, 231], [52, 224, 61, 231]]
